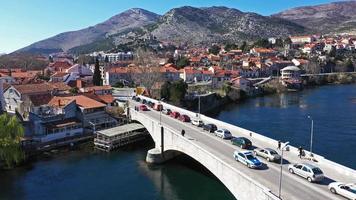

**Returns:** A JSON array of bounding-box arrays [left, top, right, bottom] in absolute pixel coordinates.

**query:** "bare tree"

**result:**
[[129, 67, 164, 90], [133, 48, 160, 67], [306, 58, 321, 74]]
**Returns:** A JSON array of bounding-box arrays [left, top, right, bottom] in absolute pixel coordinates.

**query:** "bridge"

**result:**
[[128, 96, 356, 200]]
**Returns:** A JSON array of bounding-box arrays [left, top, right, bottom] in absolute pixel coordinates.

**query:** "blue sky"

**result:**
[[0, 0, 342, 53]]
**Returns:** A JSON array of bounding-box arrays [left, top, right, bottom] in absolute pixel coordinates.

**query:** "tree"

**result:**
[[160, 81, 171, 100], [253, 38, 270, 48], [113, 81, 124, 88], [209, 45, 221, 55], [344, 59, 354, 72], [329, 46, 337, 58], [176, 56, 190, 69], [169, 80, 188, 105], [130, 67, 164, 90], [224, 43, 239, 51], [93, 58, 102, 86], [0, 114, 25, 168], [240, 41, 248, 52], [134, 48, 160, 67], [274, 38, 284, 48], [69, 87, 79, 95]]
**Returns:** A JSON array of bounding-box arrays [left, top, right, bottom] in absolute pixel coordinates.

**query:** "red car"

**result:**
[[179, 114, 191, 122], [139, 104, 149, 111], [170, 111, 180, 118]]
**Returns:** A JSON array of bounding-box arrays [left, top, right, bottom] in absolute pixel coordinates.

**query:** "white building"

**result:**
[[280, 66, 301, 80]]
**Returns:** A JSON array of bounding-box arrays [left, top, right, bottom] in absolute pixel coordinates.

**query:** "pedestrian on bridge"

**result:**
[[277, 140, 281, 150], [181, 129, 185, 137], [298, 146, 303, 159]]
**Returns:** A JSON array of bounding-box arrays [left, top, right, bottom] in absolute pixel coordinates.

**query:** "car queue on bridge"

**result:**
[[131, 95, 356, 200]]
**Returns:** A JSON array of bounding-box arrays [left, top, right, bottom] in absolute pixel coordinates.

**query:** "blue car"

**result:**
[[233, 150, 262, 169]]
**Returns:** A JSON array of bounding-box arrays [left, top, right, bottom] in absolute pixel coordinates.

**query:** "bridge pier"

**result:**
[[146, 148, 180, 164]]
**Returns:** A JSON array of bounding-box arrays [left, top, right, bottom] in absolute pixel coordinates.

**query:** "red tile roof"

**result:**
[[83, 93, 114, 104], [50, 61, 72, 70], [49, 95, 106, 109]]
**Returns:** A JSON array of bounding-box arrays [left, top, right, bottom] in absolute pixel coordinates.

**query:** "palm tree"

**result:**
[[0, 114, 25, 168]]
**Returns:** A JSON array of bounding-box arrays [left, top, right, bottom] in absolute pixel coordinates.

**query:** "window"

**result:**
[[296, 165, 303, 169], [302, 166, 310, 172]]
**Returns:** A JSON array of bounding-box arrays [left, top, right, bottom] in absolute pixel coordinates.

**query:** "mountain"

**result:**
[[16, 6, 307, 55], [17, 8, 160, 54], [272, 1, 356, 34], [150, 6, 306, 45]]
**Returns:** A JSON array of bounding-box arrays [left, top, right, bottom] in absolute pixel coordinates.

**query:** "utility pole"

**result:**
[[278, 142, 289, 199], [308, 115, 314, 156], [198, 95, 201, 118]]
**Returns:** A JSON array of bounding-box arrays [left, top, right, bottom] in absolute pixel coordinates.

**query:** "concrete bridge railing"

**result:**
[[130, 107, 280, 200]]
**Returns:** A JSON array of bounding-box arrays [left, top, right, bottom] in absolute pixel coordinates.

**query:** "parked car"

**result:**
[[253, 148, 281, 162], [202, 123, 217, 133], [231, 137, 252, 149], [142, 99, 147, 104], [191, 118, 204, 127], [179, 114, 191, 122], [233, 150, 262, 169], [132, 96, 137, 100], [147, 101, 154, 108], [328, 182, 356, 200], [288, 163, 324, 182], [135, 97, 141, 102], [170, 111, 180, 118], [162, 109, 171, 115], [214, 129, 232, 139], [139, 104, 149, 111], [153, 103, 163, 111]]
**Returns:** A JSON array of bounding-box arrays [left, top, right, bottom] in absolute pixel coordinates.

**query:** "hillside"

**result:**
[[16, 6, 309, 55], [16, 8, 160, 54], [151, 6, 306, 45], [272, 1, 356, 34]]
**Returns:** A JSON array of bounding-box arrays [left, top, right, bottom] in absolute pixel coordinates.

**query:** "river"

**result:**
[[211, 84, 356, 169], [0, 84, 355, 200]]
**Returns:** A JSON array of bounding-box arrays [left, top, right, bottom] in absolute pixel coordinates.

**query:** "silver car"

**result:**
[[288, 163, 324, 182], [253, 148, 281, 162]]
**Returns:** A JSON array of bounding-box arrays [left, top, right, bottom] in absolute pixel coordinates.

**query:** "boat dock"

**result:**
[[94, 123, 147, 151]]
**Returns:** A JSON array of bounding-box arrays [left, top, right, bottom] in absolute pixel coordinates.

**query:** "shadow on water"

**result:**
[[138, 151, 236, 200]]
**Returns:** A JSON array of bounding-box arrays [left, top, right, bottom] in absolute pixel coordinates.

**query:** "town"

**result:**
[[0, 33, 356, 150], [4, 0, 356, 199]]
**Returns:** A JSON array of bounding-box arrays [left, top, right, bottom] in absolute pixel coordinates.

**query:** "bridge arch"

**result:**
[[130, 109, 279, 200]]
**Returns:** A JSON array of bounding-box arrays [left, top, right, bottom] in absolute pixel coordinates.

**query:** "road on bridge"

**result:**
[[130, 100, 352, 200]]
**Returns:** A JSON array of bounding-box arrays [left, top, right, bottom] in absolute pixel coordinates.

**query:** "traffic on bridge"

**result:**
[[129, 95, 356, 200]]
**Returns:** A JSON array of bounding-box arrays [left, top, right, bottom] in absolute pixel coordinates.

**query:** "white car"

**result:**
[[191, 118, 203, 127], [233, 150, 262, 169], [328, 182, 356, 200], [214, 129, 232, 139], [253, 148, 281, 162], [288, 163, 324, 182]]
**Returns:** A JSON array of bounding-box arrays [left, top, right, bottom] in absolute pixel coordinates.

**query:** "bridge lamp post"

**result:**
[[308, 115, 314, 157], [278, 141, 289, 199], [159, 98, 165, 125], [198, 95, 201, 118]]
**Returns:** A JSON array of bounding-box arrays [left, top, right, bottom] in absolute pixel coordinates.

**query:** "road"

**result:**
[[130, 100, 351, 200]]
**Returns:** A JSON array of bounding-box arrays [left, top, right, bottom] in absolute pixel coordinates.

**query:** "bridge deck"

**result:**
[[129, 98, 355, 200]]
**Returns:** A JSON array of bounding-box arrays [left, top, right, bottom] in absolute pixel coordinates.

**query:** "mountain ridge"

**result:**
[[272, 1, 356, 33], [15, 2, 356, 55]]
